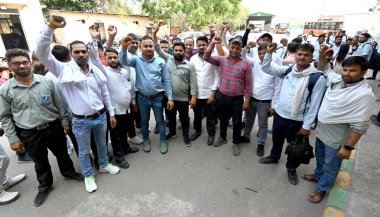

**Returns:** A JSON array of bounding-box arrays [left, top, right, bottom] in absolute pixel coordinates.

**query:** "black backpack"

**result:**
[[364, 43, 380, 70]]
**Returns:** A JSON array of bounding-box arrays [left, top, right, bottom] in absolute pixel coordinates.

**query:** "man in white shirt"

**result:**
[[313, 34, 326, 63], [353, 33, 373, 61], [330, 35, 342, 58], [189, 36, 219, 145], [34, 15, 120, 193], [240, 44, 276, 157], [275, 38, 288, 59]]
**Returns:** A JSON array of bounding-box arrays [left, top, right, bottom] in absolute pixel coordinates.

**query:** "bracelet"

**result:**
[[47, 22, 57, 29]]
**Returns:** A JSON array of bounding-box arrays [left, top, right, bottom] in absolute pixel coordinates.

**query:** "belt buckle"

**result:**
[[36, 124, 48, 130]]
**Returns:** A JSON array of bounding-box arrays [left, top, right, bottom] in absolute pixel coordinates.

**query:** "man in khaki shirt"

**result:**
[[0, 49, 83, 207]]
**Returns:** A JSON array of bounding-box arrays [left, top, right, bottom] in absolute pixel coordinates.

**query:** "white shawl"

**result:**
[[291, 64, 318, 118], [318, 79, 375, 124]]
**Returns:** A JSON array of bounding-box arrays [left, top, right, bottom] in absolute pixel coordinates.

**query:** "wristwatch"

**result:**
[[343, 145, 355, 151]]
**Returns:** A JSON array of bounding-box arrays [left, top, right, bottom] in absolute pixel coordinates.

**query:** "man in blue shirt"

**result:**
[[259, 43, 326, 185], [119, 36, 174, 154]]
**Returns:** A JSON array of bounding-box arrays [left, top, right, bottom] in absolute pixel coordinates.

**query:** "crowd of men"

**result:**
[[0, 15, 377, 207]]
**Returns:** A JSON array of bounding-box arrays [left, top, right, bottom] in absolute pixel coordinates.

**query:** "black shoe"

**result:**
[[239, 136, 250, 143], [117, 160, 129, 169], [258, 156, 279, 164], [256, 144, 264, 157], [288, 169, 299, 185], [154, 126, 159, 134], [184, 135, 191, 147], [34, 186, 52, 207], [64, 172, 84, 182], [366, 77, 376, 80], [370, 115, 380, 126], [207, 136, 215, 146], [165, 133, 177, 141], [190, 131, 201, 141], [125, 147, 139, 154]]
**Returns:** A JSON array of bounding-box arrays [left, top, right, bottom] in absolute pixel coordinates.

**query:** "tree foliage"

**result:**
[[40, 0, 98, 11], [141, 0, 246, 30]]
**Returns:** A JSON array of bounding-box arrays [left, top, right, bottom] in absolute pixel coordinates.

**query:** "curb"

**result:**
[[322, 150, 356, 217]]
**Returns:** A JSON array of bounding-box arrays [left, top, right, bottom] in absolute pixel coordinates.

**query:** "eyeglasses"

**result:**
[[10, 61, 30, 67]]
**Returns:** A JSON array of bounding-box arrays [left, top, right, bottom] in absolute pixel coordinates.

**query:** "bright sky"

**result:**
[[242, 0, 377, 21]]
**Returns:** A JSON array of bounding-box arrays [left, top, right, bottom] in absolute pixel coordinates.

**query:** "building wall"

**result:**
[[49, 10, 170, 45], [0, 0, 45, 55]]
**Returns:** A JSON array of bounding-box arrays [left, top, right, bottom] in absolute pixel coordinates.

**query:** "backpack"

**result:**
[[364, 43, 380, 70], [282, 66, 324, 115]]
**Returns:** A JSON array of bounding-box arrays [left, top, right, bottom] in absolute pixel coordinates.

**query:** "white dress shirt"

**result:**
[[34, 26, 115, 116], [190, 53, 219, 99], [104, 66, 136, 115]]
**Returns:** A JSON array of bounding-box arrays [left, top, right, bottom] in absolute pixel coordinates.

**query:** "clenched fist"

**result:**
[[49, 15, 66, 28]]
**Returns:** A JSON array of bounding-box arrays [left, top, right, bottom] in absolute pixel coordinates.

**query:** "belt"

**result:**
[[218, 92, 243, 99], [251, 97, 271, 103], [18, 119, 59, 132], [72, 107, 107, 119], [138, 92, 163, 100]]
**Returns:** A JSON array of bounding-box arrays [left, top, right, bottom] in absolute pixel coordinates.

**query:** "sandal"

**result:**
[[301, 174, 318, 183], [307, 191, 325, 203]]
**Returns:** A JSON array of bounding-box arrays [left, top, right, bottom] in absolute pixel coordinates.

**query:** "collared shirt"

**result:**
[[104, 66, 136, 114], [204, 51, 252, 98], [316, 73, 370, 149], [261, 53, 326, 130], [154, 43, 197, 101], [0, 74, 70, 144], [34, 26, 115, 116], [119, 49, 173, 100], [190, 53, 219, 99], [331, 43, 341, 57], [353, 41, 373, 61], [186, 50, 198, 61], [313, 42, 325, 60], [241, 48, 276, 100]]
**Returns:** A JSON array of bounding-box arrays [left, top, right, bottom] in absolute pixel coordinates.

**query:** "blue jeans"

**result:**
[[72, 113, 109, 178], [314, 137, 343, 193], [243, 98, 271, 145], [216, 92, 243, 144], [138, 94, 166, 141]]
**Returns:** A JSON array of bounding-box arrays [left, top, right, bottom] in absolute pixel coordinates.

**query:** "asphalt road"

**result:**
[[1, 114, 326, 217]]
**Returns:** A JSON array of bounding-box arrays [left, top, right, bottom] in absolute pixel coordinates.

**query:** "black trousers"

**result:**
[[168, 100, 189, 135], [107, 113, 131, 163], [192, 98, 216, 136], [270, 113, 303, 170], [132, 92, 142, 129], [16, 119, 76, 192]]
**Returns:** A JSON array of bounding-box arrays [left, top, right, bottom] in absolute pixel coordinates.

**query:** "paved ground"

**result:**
[[1, 115, 326, 217], [346, 78, 380, 217]]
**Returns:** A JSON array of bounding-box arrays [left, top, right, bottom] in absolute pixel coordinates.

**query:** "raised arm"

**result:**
[[105, 25, 117, 48], [242, 23, 255, 47], [152, 23, 171, 61], [261, 43, 289, 77], [119, 36, 137, 67], [88, 24, 107, 75], [34, 15, 66, 77], [302, 76, 326, 130], [241, 42, 256, 67], [204, 36, 222, 66]]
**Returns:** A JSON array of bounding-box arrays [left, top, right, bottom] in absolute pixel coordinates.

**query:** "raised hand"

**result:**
[[247, 23, 255, 30], [49, 15, 66, 28], [267, 43, 277, 54], [246, 41, 256, 49], [146, 22, 154, 30], [212, 36, 222, 44], [222, 21, 230, 31], [158, 20, 164, 27], [89, 24, 101, 40], [152, 24, 160, 34], [209, 22, 217, 33], [107, 25, 117, 37], [121, 36, 133, 49], [319, 45, 329, 56]]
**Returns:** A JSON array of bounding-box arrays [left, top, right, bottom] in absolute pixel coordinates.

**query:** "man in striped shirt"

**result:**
[[204, 36, 252, 156]]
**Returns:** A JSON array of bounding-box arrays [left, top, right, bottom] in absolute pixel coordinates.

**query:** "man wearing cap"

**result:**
[[353, 33, 373, 61], [204, 36, 252, 156]]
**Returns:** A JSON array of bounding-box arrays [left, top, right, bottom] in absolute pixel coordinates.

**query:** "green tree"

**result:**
[[40, 0, 98, 11], [141, 0, 244, 31]]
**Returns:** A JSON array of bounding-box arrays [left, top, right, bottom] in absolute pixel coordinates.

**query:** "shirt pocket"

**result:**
[[13, 95, 30, 110], [39, 93, 53, 105]]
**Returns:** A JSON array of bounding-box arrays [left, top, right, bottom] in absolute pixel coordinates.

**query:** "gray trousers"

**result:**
[[0, 143, 11, 193], [243, 98, 271, 145]]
